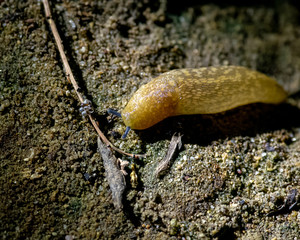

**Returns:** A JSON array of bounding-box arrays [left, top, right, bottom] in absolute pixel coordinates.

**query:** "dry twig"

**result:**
[[155, 133, 183, 177], [42, 0, 144, 159]]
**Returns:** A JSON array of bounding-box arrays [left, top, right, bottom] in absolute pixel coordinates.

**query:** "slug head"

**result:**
[[121, 77, 179, 130]]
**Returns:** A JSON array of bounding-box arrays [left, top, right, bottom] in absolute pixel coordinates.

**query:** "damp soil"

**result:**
[[0, 0, 299, 239]]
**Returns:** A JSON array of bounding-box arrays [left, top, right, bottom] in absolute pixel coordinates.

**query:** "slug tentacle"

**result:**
[[121, 66, 287, 130], [122, 126, 131, 139], [107, 108, 122, 118]]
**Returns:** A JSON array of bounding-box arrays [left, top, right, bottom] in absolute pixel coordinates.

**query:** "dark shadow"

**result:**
[[216, 226, 237, 240], [122, 179, 144, 227], [135, 102, 300, 145], [288, 89, 300, 99], [122, 198, 142, 227]]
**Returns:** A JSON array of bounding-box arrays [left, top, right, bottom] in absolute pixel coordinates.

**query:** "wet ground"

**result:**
[[0, 0, 299, 239]]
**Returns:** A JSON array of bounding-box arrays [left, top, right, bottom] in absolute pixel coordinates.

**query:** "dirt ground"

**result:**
[[0, 0, 299, 239]]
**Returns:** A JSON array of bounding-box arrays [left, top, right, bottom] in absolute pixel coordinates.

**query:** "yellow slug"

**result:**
[[121, 66, 287, 130]]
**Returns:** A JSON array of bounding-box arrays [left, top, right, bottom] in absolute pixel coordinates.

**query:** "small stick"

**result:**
[[155, 133, 183, 177], [42, 0, 144, 159]]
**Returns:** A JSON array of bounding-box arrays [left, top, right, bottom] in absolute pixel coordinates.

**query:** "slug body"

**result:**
[[121, 66, 287, 130]]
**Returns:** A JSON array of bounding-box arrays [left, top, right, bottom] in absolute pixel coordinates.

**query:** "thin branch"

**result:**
[[42, 0, 144, 159], [155, 133, 182, 177]]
